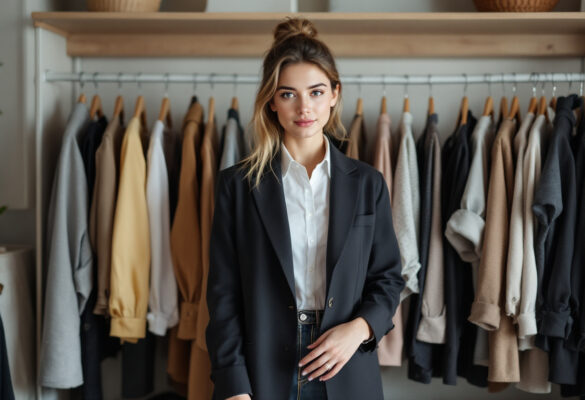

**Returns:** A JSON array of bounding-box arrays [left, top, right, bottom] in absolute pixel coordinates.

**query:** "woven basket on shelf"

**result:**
[[87, 0, 161, 11], [473, 0, 558, 11]]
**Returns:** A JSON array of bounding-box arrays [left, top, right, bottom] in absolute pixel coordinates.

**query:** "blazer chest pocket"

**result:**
[[353, 213, 375, 227]]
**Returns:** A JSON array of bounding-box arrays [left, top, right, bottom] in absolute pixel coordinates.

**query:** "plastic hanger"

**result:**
[[134, 95, 147, 128], [527, 96, 538, 114], [89, 95, 104, 119]]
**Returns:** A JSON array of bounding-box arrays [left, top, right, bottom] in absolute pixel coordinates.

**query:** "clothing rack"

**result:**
[[44, 71, 585, 88]]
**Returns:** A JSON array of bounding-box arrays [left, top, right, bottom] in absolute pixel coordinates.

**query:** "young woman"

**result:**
[[206, 17, 404, 400]]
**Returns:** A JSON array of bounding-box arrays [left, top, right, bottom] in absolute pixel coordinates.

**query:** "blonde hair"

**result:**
[[242, 17, 346, 188]]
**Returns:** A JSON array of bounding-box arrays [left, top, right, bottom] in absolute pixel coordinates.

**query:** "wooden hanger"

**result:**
[[459, 96, 469, 125], [134, 95, 147, 128], [158, 96, 173, 129], [231, 96, 239, 110], [380, 96, 387, 115], [483, 96, 493, 117], [355, 98, 363, 116], [549, 96, 557, 111], [508, 95, 520, 120], [89, 95, 104, 119], [403, 95, 410, 113], [208, 96, 215, 123], [499, 96, 509, 120], [527, 96, 538, 114], [78, 93, 87, 104], [428, 96, 435, 116], [113, 95, 124, 124]]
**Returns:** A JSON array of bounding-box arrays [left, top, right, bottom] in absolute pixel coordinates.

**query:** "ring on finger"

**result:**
[[325, 363, 332, 371]]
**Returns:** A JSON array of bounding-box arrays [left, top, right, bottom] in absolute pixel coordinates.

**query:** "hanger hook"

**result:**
[[404, 74, 409, 99], [193, 73, 198, 93], [567, 72, 573, 93], [541, 78, 546, 97], [233, 73, 238, 97], [164, 73, 170, 97], [118, 72, 123, 93], [428, 74, 433, 98], [462, 73, 468, 97], [512, 72, 517, 95], [358, 74, 362, 97], [79, 72, 85, 90], [136, 72, 142, 91], [485, 73, 492, 97], [552, 73, 557, 98], [501, 72, 506, 97], [93, 72, 99, 91], [210, 73, 215, 91], [580, 75, 584, 97], [382, 74, 387, 97], [530, 72, 537, 97]]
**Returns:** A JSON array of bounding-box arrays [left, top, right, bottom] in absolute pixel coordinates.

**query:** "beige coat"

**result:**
[[468, 118, 520, 383]]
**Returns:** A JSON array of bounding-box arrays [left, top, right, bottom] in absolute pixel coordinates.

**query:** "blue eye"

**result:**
[[312, 90, 324, 96], [280, 92, 294, 99]]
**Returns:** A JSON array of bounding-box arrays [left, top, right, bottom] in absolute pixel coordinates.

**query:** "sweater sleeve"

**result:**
[[393, 116, 421, 301], [109, 118, 151, 341]]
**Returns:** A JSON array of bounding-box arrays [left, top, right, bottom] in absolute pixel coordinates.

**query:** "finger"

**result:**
[[299, 339, 329, 367], [308, 360, 336, 381], [307, 329, 331, 349], [301, 355, 329, 376], [319, 361, 344, 381]]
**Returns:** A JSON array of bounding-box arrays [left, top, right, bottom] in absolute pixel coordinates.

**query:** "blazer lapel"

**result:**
[[326, 143, 359, 288], [251, 152, 296, 297]]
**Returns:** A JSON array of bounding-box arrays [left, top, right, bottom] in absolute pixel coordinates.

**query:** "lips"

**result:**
[[294, 120, 315, 127]]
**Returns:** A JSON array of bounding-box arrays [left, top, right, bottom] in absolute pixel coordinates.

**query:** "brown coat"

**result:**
[[468, 118, 520, 383], [346, 113, 367, 162], [167, 102, 204, 385]]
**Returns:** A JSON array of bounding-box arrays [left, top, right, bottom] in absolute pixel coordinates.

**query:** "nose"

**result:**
[[297, 94, 311, 116]]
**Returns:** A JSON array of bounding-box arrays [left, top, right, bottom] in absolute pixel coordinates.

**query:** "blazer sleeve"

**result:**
[[354, 171, 405, 352], [205, 170, 252, 398]]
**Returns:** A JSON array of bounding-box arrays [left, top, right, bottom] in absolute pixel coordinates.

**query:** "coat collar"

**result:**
[[251, 137, 359, 299]]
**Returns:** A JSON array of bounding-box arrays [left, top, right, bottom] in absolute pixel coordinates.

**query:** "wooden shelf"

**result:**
[[31, 12, 585, 57]]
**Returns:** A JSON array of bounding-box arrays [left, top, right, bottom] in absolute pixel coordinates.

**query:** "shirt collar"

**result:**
[[281, 134, 331, 179]]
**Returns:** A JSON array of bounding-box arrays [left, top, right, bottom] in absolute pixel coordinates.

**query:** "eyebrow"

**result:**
[[276, 83, 327, 91]]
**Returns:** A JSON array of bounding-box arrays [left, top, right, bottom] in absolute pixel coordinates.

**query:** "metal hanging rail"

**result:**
[[44, 71, 585, 87]]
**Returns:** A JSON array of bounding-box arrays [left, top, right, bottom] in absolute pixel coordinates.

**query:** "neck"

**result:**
[[283, 132, 326, 179]]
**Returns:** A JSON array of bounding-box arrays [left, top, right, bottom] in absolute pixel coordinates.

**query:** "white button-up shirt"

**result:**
[[281, 135, 331, 310]]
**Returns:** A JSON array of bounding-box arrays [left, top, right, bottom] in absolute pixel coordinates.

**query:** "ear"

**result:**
[[330, 83, 340, 107]]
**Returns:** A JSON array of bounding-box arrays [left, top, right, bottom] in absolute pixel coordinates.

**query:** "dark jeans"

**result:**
[[288, 310, 328, 400]]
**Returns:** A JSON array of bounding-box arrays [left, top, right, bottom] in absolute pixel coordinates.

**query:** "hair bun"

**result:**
[[273, 17, 318, 46]]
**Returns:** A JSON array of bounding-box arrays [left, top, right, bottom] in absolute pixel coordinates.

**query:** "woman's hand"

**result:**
[[226, 395, 251, 400], [298, 317, 372, 382]]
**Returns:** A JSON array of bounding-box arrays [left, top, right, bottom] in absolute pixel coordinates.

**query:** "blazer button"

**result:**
[[328, 297, 334, 308]]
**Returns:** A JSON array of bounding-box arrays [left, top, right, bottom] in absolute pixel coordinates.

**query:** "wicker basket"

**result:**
[[473, 0, 558, 11], [87, 0, 161, 11]]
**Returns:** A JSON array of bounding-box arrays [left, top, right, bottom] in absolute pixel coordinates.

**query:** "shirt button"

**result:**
[[299, 313, 307, 321], [328, 297, 334, 308]]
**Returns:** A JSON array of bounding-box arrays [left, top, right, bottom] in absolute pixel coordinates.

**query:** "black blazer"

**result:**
[[206, 141, 404, 400]]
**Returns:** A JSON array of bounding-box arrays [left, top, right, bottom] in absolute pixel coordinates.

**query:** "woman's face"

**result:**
[[269, 62, 339, 142]]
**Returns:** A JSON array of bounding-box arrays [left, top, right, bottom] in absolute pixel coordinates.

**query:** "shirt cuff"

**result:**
[[110, 316, 147, 340], [539, 309, 572, 339], [445, 209, 485, 263], [416, 307, 446, 344], [468, 300, 500, 331], [517, 312, 537, 339], [147, 310, 179, 336]]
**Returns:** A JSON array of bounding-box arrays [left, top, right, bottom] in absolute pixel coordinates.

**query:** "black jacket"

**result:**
[[206, 140, 404, 400]]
